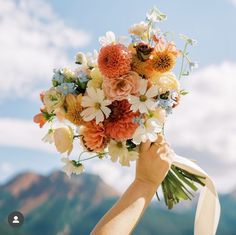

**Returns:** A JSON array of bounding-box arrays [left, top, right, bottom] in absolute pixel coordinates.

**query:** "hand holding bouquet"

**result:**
[[34, 8, 220, 232]]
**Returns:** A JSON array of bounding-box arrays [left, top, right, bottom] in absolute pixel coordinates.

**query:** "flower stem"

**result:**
[[159, 165, 206, 209], [179, 43, 188, 79]]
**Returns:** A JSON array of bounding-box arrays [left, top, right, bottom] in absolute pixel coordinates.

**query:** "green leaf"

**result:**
[[180, 90, 189, 95]]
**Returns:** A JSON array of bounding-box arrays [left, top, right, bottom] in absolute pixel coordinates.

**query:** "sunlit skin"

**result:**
[[91, 135, 170, 235]]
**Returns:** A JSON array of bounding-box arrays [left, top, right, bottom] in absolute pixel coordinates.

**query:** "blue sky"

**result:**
[[0, 0, 236, 193]]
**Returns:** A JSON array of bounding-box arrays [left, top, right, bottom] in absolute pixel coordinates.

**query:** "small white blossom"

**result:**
[[61, 158, 84, 177], [99, 31, 116, 46], [108, 140, 139, 166], [189, 61, 199, 70], [42, 129, 54, 144], [179, 34, 197, 46], [75, 52, 87, 65], [129, 21, 149, 37], [86, 50, 98, 68], [146, 7, 167, 23], [132, 118, 162, 144]]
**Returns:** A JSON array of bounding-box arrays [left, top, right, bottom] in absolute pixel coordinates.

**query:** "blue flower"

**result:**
[[157, 91, 179, 114], [75, 71, 89, 90], [52, 68, 65, 86], [77, 71, 89, 83], [57, 83, 77, 95], [131, 35, 142, 44], [133, 116, 144, 127]]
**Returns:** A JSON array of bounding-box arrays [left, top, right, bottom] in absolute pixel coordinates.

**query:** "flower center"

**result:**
[[139, 95, 147, 102], [117, 142, 123, 148], [94, 102, 101, 110]]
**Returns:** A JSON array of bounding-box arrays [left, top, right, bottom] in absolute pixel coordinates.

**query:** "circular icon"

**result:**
[[8, 211, 24, 227]]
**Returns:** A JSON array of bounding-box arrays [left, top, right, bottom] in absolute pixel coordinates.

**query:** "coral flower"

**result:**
[[65, 94, 84, 125], [33, 112, 47, 128], [98, 44, 132, 78], [105, 100, 139, 141], [81, 120, 108, 152], [103, 71, 141, 101]]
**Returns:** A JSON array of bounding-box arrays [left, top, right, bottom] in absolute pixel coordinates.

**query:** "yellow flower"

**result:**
[[87, 67, 103, 89], [43, 87, 65, 113], [151, 72, 180, 94], [108, 140, 139, 166], [65, 94, 84, 125], [53, 126, 74, 155], [152, 107, 166, 124]]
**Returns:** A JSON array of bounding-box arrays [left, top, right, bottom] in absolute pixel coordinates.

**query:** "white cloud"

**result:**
[[0, 162, 14, 183], [89, 160, 134, 193], [229, 0, 236, 7], [167, 62, 236, 162], [0, 0, 90, 99], [0, 118, 54, 153]]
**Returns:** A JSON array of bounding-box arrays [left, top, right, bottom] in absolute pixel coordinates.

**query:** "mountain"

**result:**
[[0, 171, 236, 235]]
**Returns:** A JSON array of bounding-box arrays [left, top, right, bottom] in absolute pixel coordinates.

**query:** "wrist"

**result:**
[[133, 178, 159, 192]]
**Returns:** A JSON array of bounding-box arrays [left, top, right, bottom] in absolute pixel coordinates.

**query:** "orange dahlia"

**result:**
[[104, 100, 140, 141], [98, 44, 132, 78], [81, 121, 108, 152]]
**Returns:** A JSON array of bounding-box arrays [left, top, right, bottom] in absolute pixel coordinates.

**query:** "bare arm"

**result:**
[[90, 135, 170, 235]]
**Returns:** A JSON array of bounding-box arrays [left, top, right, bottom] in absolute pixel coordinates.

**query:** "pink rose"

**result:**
[[103, 71, 140, 101]]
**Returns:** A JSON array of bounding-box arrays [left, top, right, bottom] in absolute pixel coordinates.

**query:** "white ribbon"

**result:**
[[168, 152, 221, 235]]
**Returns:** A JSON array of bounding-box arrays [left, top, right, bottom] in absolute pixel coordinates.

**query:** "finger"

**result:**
[[140, 140, 151, 153], [156, 134, 165, 145], [157, 144, 169, 155], [150, 142, 169, 154]]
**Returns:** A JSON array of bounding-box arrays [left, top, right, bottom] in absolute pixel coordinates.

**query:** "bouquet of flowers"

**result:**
[[34, 7, 216, 214]]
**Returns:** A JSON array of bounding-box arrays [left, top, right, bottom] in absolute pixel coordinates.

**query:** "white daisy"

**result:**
[[81, 88, 112, 124], [61, 158, 85, 177], [99, 31, 116, 46], [132, 118, 162, 144], [108, 140, 139, 167], [129, 79, 158, 114]]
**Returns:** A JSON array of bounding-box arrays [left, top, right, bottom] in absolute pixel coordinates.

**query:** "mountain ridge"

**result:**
[[0, 171, 236, 235]]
